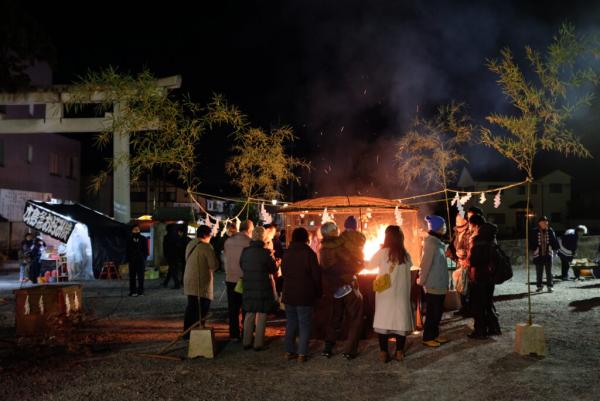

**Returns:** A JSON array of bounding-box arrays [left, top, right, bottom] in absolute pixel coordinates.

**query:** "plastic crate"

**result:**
[[144, 269, 159, 280]]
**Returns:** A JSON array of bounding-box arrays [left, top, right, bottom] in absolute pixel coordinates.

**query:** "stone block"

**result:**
[[514, 323, 546, 357], [188, 328, 215, 359]]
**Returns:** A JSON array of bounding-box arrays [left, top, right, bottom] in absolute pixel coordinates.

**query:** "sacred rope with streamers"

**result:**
[[187, 191, 249, 234], [400, 179, 530, 207], [394, 179, 530, 204]]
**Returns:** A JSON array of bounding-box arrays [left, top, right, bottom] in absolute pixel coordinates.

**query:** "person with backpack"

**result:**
[[468, 215, 502, 339]]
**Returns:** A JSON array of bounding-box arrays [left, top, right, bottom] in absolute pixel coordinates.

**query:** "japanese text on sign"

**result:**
[[23, 203, 75, 242]]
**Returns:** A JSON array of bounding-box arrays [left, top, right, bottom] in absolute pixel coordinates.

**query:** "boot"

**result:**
[[379, 351, 390, 363]]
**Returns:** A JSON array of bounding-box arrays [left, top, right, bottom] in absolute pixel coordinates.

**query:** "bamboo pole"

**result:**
[[526, 180, 532, 325]]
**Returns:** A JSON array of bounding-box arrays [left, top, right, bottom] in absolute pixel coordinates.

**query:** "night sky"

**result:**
[[13, 0, 600, 200]]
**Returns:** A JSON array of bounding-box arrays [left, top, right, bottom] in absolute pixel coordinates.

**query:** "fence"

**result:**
[[499, 235, 600, 268]]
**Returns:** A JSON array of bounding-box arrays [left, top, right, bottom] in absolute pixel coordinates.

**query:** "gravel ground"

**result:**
[[0, 269, 599, 401]]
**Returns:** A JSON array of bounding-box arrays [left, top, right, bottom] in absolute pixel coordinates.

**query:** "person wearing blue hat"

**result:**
[[418, 215, 450, 347]]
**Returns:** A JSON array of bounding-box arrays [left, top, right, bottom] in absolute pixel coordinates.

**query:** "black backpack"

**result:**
[[489, 243, 513, 284]]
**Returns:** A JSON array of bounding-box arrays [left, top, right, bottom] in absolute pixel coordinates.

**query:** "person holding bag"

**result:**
[[368, 225, 414, 363], [183, 225, 219, 337]]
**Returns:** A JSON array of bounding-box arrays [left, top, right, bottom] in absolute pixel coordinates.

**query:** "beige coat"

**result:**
[[183, 240, 218, 300], [223, 232, 251, 283]]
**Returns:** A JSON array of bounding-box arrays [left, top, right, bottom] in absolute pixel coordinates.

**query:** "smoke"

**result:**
[[279, 0, 600, 197]]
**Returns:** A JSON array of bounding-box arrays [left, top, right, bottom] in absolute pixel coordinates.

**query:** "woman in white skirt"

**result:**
[[367, 225, 414, 362]]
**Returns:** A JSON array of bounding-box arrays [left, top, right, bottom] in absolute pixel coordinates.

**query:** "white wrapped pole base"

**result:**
[[188, 328, 216, 359], [514, 323, 546, 357]]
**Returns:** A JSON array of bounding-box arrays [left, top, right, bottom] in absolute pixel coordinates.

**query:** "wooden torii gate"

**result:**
[[0, 76, 182, 223]]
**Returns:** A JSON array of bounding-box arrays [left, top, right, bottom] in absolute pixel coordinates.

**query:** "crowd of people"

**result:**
[[175, 209, 511, 363], [118, 209, 598, 362]]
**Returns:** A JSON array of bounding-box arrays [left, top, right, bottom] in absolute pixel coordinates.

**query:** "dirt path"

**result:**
[[0, 270, 599, 401]]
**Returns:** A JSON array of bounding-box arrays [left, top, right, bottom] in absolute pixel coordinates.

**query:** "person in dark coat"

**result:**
[[240, 226, 278, 351], [127, 224, 149, 296], [529, 216, 559, 292], [163, 227, 190, 289], [281, 227, 322, 362], [320, 220, 365, 360], [468, 215, 501, 339], [557, 225, 587, 281], [28, 238, 44, 284], [18, 233, 34, 282]]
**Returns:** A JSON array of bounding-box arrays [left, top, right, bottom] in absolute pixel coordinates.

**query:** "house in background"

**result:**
[[456, 168, 572, 237], [0, 62, 81, 204], [0, 63, 82, 254]]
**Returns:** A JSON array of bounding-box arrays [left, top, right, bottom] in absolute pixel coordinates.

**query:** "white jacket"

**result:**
[[368, 249, 415, 335]]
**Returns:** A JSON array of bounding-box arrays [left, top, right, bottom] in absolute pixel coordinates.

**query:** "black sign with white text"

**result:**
[[23, 202, 75, 242]]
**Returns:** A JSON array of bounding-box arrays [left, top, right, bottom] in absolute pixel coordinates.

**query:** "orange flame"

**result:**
[[359, 224, 387, 275]]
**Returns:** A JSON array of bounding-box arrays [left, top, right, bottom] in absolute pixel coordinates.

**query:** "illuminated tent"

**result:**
[[23, 201, 130, 279]]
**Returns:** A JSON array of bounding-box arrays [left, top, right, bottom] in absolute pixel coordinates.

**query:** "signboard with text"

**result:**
[[22, 202, 75, 242]]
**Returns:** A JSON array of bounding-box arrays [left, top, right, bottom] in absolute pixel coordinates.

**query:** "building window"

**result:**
[[487, 213, 506, 225], [551, 212, 562, 223], [49, 153, 60, 176], [66, 157, 77, 178], [549, 183, 562, 194], [206, 200, 215, 211], [0, 139, 4, 166], [26, 145, 33, 164]]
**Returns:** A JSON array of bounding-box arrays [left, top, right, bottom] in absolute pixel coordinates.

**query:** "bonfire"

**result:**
[[279, 196, 421, 274]]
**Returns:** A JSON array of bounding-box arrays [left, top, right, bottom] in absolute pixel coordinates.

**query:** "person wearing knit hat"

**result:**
[[425, 215, 446, 235], [419, 215, 449, 347]]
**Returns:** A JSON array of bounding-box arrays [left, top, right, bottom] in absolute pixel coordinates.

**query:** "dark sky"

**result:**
[[15, 0, 600, 199]]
